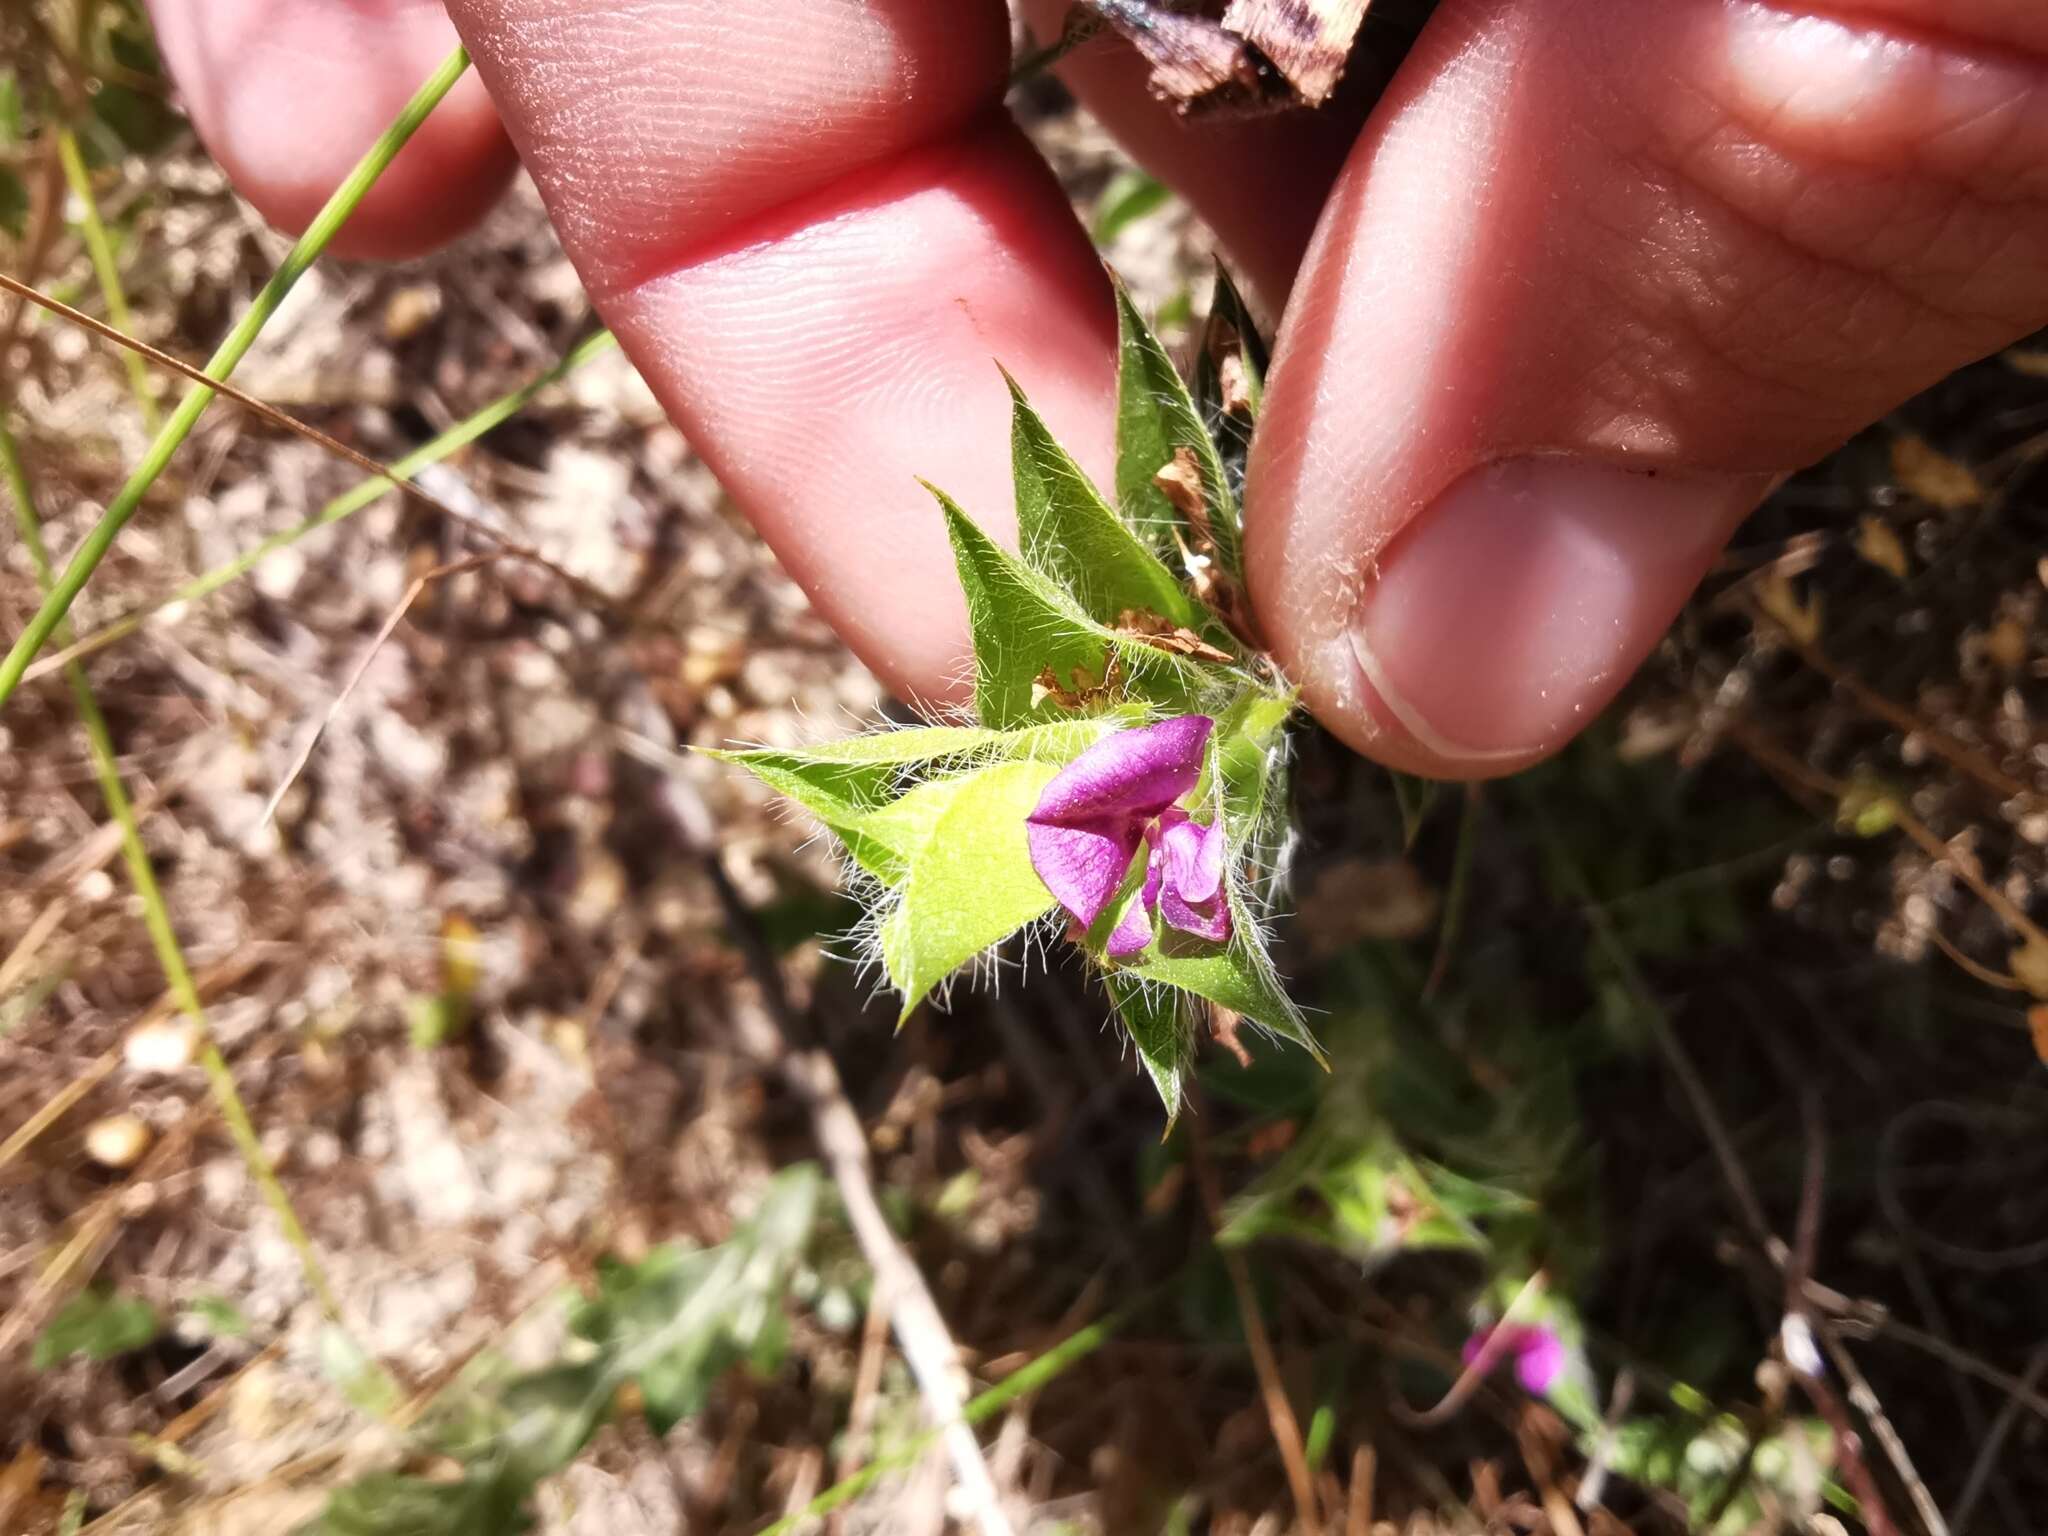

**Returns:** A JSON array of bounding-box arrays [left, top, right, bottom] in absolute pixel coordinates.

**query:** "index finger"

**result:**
[[442, 0, 1120, 703]]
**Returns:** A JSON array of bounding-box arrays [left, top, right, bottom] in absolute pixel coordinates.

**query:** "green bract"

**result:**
[[718, 279, 1312, 1115]]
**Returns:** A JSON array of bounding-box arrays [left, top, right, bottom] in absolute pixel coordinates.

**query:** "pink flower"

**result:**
[[1462, 1324, 1566, 1396], [1026, 716, 1232, 960]]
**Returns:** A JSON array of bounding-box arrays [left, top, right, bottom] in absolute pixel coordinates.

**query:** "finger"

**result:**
[[440, 0, 1117, 704], [1017, 0, 1381, 312], [1249, 0, 2048, 777], [146, 0, 517, 261]]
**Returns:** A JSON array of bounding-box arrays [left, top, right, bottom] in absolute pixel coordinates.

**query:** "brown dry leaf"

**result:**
[[1096, 1, 1264, 106], [2030, 1005, 2048, 1065], [1209, 1003, 1254, 1068], [0, 1448, 46, 1532], [1032, 654, 1123, 710], [1092, 0, 1370, 113], [1755, 569, 1824, 647], [1854, 515, 1910, 579], [1982, 615, 2030, 674], [1221, 0, 1369, 105], [1891, 433, 1985, 511], [1152, 447, 1208, 529], [1113, 607, 1234, 663]]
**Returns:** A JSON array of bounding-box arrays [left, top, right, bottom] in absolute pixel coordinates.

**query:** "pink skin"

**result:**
[[144, 0, 2048, 776]]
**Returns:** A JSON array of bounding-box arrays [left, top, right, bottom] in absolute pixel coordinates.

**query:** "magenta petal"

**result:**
[[1106, 898, 1153, 959], [1462, 1326, 1566, 1397], [1159, 883, 1231, 944], [1158, 813, 1224, 904], [1027, 818, 1144, 930], [1028, 716, 1213, 826], [1514, 1328, 1567, 1396]]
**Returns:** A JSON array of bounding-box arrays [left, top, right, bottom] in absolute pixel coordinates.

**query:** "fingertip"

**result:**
[[149, 0, 515, 261]]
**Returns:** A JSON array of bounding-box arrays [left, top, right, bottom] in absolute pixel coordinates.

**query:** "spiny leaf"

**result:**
[[1007, 373, 1205, 633], [879, 760, 1065, 1021], [1208, 688, 1295, 849], [1114, 280, 1240, 578], [32, 1288, 159, 1369], [711, 715, 1143, 884], [1124, 907, 1321, 1065], [1107, 976, 1189, 1123], [1196, 266, 1268, 476], [934, 487, 1203, 728]]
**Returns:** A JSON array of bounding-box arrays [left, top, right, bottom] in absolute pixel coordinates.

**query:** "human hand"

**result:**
[[143, 0, 2048, 777]]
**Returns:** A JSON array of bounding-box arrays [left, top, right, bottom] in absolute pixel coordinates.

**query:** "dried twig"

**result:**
[[254, 552, 497, 834], [1947, 1344, 2048, 1532], [0, 269, 626, 626], [619, 688, 1015, 1536]]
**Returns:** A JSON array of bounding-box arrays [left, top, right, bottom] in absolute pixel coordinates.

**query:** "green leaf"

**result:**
[[712, 714, 1141, 885], [295, 1471, 533, 1536], [87, 82, 182, 158], [1124, 915, 1321, 1066], [1209, 688, 1296, 849], [318, 1326, 402, 1419], [575, 1164, 820, 1434], [182, 1294, 250, 1340], [1114, 281, 1240, 578], [1007, 375, 1205, 633], [1107, 976, 1189, 1123], [0, 168, 26, 240], [1091, 168, 1172, 245], [32, 1288, 159, 1368], [1196, 267, 1268, 488], [1196, 266, 1268, 425], [0, 76, 22, 144], [936, 487, 1201, 728], [879, 760, 1063, 1021]]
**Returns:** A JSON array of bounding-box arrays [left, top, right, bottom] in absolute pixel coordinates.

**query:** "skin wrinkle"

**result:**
[[1710, 5, 2048, 198], [448, 0, 1008, 297]]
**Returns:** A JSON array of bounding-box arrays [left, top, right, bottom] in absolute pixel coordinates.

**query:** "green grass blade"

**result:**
[[0, 415, 344, 1324], [36, 328, 619, 677], [55, 126, 159, 432], [0, 44, 473, 712]]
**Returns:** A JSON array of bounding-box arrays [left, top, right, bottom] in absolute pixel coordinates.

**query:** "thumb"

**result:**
[[1250, 0, 2048, 777]]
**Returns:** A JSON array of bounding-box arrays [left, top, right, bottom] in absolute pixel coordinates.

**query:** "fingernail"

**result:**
[[1348, 458, 1765, 766]]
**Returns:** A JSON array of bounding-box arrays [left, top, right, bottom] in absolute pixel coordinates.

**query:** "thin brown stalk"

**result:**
[[254, 552, 497, 833], [0, 268, 625, 624], [1389, 1271, 1547, 1431], [1189, 1111, 1323, 1536], [1783, 627, 2031, 804]]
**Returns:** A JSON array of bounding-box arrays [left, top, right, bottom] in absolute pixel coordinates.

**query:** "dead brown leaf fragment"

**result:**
[[1221, 0, 1369, 104], [1113, 607, 1235, 663], [1152, 447, 1267, 650], [1032, 653, 1125, 710], [1891, 433, 1984, 511], [1084, 0, 1369, 113]]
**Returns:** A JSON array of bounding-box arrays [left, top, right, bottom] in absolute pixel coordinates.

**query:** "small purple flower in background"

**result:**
[[1462, 1323, 1566, 1396], [1026, 715, 1232, 959]]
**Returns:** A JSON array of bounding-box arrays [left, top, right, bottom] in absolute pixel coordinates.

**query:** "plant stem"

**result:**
[[0, 416, 342, 1322], [27, 328, 619, 679], [54, 125, 158, 431], [0, 44, 473, 711]]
